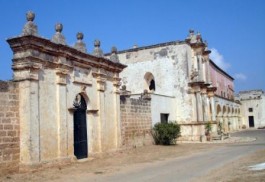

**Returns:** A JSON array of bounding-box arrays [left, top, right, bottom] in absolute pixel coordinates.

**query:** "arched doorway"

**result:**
[[73, 93, 88, 159]]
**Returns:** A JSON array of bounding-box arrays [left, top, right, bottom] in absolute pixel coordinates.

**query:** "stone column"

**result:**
[[227, 116, 231, 131], [191, 93, 197, 122], [234, 115, 239, 130], [218, 116, 223, 128], [17, 66, 41, 166], [207, 89, 216, 122], [113, 74, 121, 148], [56, 69, 68, 159], [238, 116, 241, 129], [195, 91, 203, 122], [223, 116, 228, 132], [201, 87, 208, 122], [210, 97, 216, 121], [92, 70, 107, 152]]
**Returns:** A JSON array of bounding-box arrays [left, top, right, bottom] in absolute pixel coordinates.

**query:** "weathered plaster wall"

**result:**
[[0, 81, 20, 175], [150, 94, 176, 125], [118, 44, 194, 123], [120, 98, 152, 148]]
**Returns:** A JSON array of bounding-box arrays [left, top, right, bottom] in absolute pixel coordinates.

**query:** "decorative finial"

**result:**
[[22, 10, 38, 36], [111, 46, 118, 54], [55, 23, 63, 33], [77, 32, 84, 40], [186, 29, 194, 42], [74, 32, 87, 53], [92, 39, 104, 57], [51, 23, 66, 45], [110, 46, 119, 63], [26, 11, 35, 21], [196, 32, 202, 43], [94, 39, 100, 47]]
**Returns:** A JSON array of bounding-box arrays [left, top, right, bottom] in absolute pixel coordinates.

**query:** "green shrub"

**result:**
[[152, 122, 181, 145]]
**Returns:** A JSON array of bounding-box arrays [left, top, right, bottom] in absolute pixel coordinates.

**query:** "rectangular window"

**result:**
[[160, 113, 169, 124], [248, 108, 253, 112]]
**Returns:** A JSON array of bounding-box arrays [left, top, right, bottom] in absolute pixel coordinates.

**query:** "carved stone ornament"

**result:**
[[22, 11, 38, 36], [190, 66, 199, 81], [51, 23, 66, 45], [56, 69, 68, 85], [74, 32, 87, 53], [110, 46, 120, 63], [92, 39, 104, 57]]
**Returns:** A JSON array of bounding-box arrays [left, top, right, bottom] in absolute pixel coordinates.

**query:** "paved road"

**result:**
[[77, 130, 265, 182]]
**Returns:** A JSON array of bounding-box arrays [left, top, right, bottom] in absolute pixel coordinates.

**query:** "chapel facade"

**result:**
[[0, 11, 126, 173]]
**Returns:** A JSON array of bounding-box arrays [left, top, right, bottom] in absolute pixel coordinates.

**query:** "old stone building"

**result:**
[[235, 90, 265, 128], [0, 11, 247, 174], [108, 30, 241, 141], [0, 11, 126, 173]]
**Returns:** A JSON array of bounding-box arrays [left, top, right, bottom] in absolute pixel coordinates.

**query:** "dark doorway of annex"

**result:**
[[248, 116, 255, 128], [73, 93, 88, 159]]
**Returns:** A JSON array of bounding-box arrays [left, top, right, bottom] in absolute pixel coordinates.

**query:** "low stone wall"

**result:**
[[120, 97, 153, 148], [178, 122, 218, 141], [0, 81, 20, 175]]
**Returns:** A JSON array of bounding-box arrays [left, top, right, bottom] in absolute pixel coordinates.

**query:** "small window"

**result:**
[[160, 113, 169, 123], [248, 108, 253, 112], [144, 72, 156, 92], [149, 79, 155, 91]]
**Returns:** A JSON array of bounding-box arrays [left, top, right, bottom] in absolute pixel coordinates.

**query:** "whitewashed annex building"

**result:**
[[109, 30, 242, 141]]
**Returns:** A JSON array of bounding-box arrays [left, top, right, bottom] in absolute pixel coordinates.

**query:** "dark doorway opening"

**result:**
[[73, 94, 88, 159], [248, 116, 255, 127], [149, 79, 155, 91], [161, 113, 169, 123]]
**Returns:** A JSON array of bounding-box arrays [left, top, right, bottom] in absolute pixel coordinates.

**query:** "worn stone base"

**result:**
[[177, 122, 218, 142], [19, 157, 73, 173]]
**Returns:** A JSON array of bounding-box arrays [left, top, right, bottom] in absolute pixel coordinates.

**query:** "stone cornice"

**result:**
[[7, 35, 127, 73], [188, 81, 205, 87]]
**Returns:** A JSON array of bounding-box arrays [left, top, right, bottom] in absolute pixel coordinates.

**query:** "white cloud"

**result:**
[[210, 48, 231, 71], [234, 73, 247, 81]]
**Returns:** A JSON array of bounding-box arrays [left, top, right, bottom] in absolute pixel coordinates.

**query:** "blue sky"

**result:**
[[0, 0, 264, 92]]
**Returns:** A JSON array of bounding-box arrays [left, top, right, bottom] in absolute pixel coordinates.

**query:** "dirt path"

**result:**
[[193, 149, 265, 182], [0, 144, 221, 182], [0, 130, 263, 182]]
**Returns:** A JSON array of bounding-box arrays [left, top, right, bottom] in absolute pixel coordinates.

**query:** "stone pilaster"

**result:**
[[113, 73, 121, 148], [17, 66, 41, 166], [56, 69, 69, 158], [92, 70, 107, 152], [207, 87, 217, 122], [201, 87, 208, 122]]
